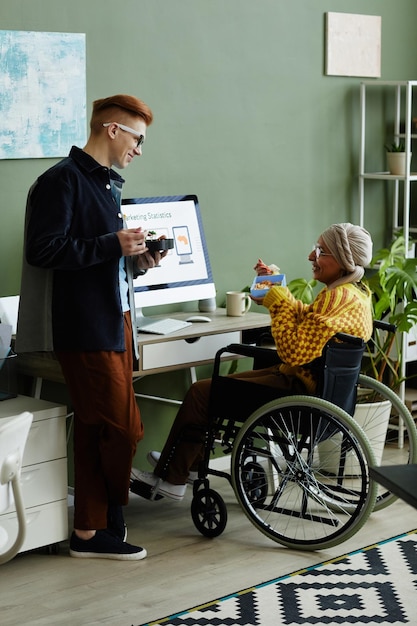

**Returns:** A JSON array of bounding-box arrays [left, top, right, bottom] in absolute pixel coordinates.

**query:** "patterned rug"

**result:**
[[139, 530, 417, 626]]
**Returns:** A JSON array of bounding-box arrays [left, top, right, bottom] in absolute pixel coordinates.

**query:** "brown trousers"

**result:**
[[155, 365, 307, 485], [57, 312, 143, 530]]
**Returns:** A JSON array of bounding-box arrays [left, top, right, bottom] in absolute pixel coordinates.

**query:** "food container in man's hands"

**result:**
[[250, 274, 286, 298], [145, 238, 174, 252]]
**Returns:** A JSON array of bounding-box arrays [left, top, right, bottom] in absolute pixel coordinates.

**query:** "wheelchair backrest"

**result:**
[[314, 337, 365, 416]]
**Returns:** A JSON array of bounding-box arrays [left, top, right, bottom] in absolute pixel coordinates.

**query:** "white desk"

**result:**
[[135, 309, 270, 375], [16, 309, 271, 396]]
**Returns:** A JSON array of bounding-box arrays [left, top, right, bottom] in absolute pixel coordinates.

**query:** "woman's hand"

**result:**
[[254, 258, 271, 276], [253, 258, 280, 276], [250, 294, 265, 306]]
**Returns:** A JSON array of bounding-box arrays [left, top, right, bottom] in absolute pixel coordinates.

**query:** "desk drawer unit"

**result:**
[[22, 414, 67, 465], [2, 458, 68, 514], [1, 500, 68, 554], [141, 331, 241, 371], [0, 396, 68, 555]]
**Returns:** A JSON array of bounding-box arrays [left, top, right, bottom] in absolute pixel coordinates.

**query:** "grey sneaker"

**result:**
[[69, 530, 146, 561], [131, 468, 186, 501], [147, 450, 198, 484]]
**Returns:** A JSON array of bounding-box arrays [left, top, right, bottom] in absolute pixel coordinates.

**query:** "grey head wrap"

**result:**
[[321, 223, 373, 289]]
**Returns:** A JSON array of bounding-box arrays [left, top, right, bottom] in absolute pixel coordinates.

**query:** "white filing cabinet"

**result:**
[[0, 396, 68, 554]]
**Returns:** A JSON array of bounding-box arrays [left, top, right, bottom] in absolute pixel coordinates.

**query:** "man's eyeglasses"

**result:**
[[312, 244, 332, 259], [102, 122, 145, 148]]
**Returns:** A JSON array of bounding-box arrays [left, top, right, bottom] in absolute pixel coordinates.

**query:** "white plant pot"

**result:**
[[386, 152, 411, 176], [317, 399, 392, 475]]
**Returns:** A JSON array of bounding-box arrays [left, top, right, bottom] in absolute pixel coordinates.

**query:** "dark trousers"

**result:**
[[155, 365, 307, 485], [57, 312, 143, 530]]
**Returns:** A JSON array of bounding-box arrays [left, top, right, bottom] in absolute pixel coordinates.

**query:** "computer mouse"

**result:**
[[185, 315, 212, 323]]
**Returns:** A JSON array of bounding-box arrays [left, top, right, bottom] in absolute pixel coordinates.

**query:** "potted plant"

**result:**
[[363, 233, 417, 389], [385, 141, 410, 176], [337, 234, 417, 466]]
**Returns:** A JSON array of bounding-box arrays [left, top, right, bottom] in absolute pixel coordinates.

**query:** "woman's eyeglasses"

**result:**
[[312, 244, 332, 259]]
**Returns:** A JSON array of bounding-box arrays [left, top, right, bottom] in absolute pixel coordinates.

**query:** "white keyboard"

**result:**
[[137, 317, 192, 335]]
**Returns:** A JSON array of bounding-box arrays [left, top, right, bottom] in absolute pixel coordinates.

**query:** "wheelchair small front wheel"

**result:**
[[191, 488, 228, 538]]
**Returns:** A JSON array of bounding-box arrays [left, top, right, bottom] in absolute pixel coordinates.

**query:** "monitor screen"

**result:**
[[122, 194, 216, 315]]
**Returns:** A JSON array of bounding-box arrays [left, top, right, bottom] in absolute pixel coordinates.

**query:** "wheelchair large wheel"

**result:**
[[231, 396, 377, 551], [356, 374, 417, 511]]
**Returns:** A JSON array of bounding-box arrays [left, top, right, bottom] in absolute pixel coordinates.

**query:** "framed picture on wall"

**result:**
[[0, 30, 86, 159], [325, 12, 381, 78]]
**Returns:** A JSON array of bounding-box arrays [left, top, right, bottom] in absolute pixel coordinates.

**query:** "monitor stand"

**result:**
[[135, 308, 148, 324], [134, 307, 167, 324]]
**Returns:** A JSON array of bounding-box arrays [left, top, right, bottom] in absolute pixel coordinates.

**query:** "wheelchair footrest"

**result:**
[[130, 479, 164, 500]]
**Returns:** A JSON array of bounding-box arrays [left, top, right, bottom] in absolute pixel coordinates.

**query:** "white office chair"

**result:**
[[0, 295, 19, 334], [0, 412, 33, 565]]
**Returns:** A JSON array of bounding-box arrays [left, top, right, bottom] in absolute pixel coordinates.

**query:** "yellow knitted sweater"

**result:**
[[263, 282, 373, 392]]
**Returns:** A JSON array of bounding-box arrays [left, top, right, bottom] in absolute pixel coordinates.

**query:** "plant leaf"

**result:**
[[287, 278, 317, 304]]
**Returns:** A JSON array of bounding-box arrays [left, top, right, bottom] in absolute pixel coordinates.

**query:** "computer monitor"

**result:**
[[122, 194, 216, 317]]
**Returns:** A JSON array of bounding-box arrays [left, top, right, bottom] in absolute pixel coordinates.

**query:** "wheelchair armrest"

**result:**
[[213, 343, 280, 376], [334, 332, 365, 346], [373, 320, 397, 334]]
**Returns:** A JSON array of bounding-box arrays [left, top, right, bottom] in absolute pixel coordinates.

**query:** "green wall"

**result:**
[[2, 0, 417, 467], [2, 0, 417, 298]]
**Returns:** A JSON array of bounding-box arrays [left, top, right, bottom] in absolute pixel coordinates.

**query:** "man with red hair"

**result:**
[[17, 94, 163, 560]]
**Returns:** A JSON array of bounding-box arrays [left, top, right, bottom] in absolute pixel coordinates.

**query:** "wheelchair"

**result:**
[[187, 321, 417, 551], [131, 321, 417, 551]]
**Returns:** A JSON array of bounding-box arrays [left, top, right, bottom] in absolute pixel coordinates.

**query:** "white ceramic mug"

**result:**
[[226, 291, 251, 316]]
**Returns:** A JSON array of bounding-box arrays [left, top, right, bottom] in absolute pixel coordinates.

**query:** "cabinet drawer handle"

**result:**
[[185, 337, 201, 344]]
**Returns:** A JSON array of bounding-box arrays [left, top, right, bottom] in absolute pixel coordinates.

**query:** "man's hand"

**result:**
[[117, 228, 148, 256], [117, 227, 169, 269], [136, 246, 168, 270]]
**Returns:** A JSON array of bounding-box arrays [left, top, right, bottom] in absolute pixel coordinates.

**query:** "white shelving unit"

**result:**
[[359, 80, 417, 244], [359, 80, 417, 447], [359, 80, 417, 240]]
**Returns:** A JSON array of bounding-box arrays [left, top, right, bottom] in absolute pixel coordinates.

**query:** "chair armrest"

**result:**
[[334, 332, 365, 346], [213, 343, 280, 376], [373, 320, 397, 334]]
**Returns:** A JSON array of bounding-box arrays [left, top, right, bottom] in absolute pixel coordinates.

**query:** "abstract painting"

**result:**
[[0, 30, 86, 159]]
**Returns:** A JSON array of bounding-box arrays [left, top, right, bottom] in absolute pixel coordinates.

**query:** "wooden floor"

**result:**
[[1, 465, 417, 626]]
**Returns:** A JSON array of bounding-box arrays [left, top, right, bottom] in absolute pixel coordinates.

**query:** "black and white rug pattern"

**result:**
[[140, 530, 417, 626]]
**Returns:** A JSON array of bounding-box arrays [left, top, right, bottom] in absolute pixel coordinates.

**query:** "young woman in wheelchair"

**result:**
[[131, 222, 374, 501]]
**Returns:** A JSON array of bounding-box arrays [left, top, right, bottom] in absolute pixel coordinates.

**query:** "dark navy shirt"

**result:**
[[24, 146, 130, 352]]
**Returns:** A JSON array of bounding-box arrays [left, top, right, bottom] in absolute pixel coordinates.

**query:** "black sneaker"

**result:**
[[107, 504, 128, 541], [69, 531, 147, 561]]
